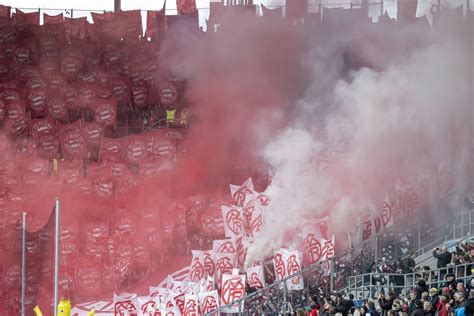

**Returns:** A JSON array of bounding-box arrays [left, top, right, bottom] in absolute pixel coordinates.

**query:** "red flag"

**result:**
[[286, 0, 308, 20], [208, 2, 225, 24], [145, 10, 166, 38], [82, 122, 104, 147], [177, 0, 197, 15], [60, 129, 87, 159], [5, 112, 30, 136], [125, 135, 148, 163], [397, 0, 418, 23], [15, 9, 40, 26], [44, 13, 64, 25], [131, 85, 148, 108], [65, 17, 87, 40], [47, 98, 68, 121], [116, 10, 142, 39], [99, 137, 125, 162], [93, 97, 117, 126], [109, 76, 131, 104], [261, 4, 283, 20], [36, 134, 59, 159], [26, 89, 48, 118], [30, 118, 55, 139], [0, 5, 11, 18], [91, 11, 113, 23]]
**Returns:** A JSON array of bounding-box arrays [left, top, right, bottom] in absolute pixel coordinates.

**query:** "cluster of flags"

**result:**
[[93, 163, 461, 315]]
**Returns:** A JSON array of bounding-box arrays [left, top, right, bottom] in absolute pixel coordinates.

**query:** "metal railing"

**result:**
[[207, 207, 473, 315], [337, 208, 474, 293], [204, 258, 333, 316], [346, 261, 474, 300]]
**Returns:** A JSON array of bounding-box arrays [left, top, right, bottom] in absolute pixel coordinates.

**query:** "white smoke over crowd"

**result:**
[[246, 25, 472, 263]]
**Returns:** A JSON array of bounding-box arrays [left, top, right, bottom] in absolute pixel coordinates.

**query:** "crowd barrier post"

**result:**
[[21, 211, 26, 316], [330, 257, 335, 292], [53, 198, 60, 316], [417, 223, 421, 251]]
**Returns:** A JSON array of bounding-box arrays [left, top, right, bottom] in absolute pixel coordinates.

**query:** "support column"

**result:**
[[114, 0, 121, 12]]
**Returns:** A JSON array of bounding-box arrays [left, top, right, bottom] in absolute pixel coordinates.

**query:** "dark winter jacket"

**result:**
[[368, 308, 380, 316], [378, 297, 394, 316], [411, 306, 425, 316], [465, 298, 474, 316], [433, 251, 452, 268]]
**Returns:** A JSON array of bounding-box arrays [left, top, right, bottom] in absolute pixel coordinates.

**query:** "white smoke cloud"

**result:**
[[246, 28, 472, 264]]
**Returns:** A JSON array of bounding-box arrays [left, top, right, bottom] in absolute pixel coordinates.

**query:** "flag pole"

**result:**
[[53, 198, 60, 316], [21, 211, 26, 316]]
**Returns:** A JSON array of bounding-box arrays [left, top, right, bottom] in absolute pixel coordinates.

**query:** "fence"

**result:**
[[359, 207, 474, 263], [346, 261, 473, 300], [208, 207, 473, 315], [204, 258, 333, 316]]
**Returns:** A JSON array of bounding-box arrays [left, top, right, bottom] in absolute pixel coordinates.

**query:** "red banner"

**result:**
[[61, 129, 87, 159], [82, 122, 104, 147], [109, 76, 131, 104], [44, 13, 64, 25], [91, 12, 113, 23], [26, 89, 47, 117], [145, 10, 165, 38], [99, 137, 125, 162], [125, 135, 148, 163], [65, 17, 87, 40], [36, 134, 59, 159], [30, 118, 55, 138], [0, 5, 10, 18], [5, 112, 30, 136], [93, 97, 117, 126], [75, 259, 102, 298], [177, 0, 197, 15], [15, 10, 40, 26], [116, 10, 142, 40], [47, 98, 68, 121], [286, 0, 308, 20], [131, 85, 148, 108]]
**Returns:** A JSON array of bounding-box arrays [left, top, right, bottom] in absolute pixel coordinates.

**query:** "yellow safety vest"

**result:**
[[166, 109, 176, 123]]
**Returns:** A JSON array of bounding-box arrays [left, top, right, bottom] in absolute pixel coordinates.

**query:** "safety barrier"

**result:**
[[209, 207, 473, 315], [204, 259, 332, 316], [346, 261, 473, 300]]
